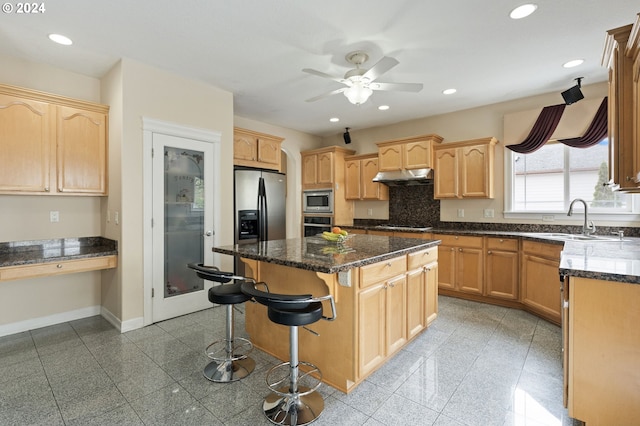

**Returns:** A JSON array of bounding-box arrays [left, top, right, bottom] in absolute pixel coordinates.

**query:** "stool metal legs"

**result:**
[[203, 304, 255, 382], [262, 325, 324, 425]]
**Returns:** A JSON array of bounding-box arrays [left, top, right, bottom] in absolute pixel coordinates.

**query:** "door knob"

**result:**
[[204, 230, 213, 237]]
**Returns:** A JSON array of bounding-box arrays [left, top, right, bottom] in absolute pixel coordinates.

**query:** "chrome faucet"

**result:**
[[567, 198, 596, 235]]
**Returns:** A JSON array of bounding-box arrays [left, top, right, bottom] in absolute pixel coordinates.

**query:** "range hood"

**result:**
[[372, 168, 433, 186]]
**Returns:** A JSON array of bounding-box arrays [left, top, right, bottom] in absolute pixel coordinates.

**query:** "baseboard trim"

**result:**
[[99, 307, 143, 333], [0, 305, 101, 338]]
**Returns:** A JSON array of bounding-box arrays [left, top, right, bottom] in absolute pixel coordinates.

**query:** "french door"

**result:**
[[151, 132, 216, 322]]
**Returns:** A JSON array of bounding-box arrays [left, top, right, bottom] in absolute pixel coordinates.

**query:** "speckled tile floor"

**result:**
[[0, 296, 583, 426]]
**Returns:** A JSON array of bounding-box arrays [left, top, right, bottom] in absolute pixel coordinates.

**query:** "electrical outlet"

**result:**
[[457, 209, 464, 218], [49, 211, 59, 223], [542, 215, 555, 222], [483, 209, 494, 218], [367, 208, 373, 216]]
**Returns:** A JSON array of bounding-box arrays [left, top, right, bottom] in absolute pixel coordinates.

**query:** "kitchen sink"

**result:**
[[531, 232, 628, 242]]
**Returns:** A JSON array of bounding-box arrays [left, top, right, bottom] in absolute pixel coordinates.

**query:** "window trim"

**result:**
[[504, 147, 640, 222]]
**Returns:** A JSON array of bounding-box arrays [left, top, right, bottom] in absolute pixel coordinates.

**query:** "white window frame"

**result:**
[[504, 147, 640, 223]]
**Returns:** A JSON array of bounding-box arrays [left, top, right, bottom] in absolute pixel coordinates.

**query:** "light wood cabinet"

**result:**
[[566, 277, 640, 424], [0, 84, 109, 196], [233, 127, 283, 171], [0, 255, 117, 282], [485, 237, 519, 300], [345, 153, 389, 200], [358, 262, 407, 377], [433, 137, 497, 199], [376, 134, 443, 172], [434, 234, 484, 295], [520, 240, 562, 325], [301, 146, 355, 189], [406, 247, 438, 338]]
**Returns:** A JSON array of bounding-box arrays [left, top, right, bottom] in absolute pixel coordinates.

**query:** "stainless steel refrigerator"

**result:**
[[234, 167, 286, 274]]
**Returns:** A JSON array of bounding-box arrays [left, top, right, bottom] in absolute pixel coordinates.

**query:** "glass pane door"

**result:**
[[164, 147, 204, 298]]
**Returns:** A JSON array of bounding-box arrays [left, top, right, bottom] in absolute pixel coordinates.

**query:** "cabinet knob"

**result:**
[[44, 187, 50, 192], [487, 250, 493, 255], [458, 248, 463, 252], [56, 264, 63, 268], [450, 248, 455, 251], [499, 239, 504, 243], [386, 262, 391, 267]]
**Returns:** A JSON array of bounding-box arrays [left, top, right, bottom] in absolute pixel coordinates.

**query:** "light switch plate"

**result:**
[[49, 211, 59, 223], [484, 209, 494, 218], [457, 209, 464, 218]]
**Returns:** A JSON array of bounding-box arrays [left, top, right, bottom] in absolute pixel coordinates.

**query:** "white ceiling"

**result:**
[[0, 0, 637, 137]]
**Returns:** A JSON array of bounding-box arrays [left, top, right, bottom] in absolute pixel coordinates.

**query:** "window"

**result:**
[[508, 139, 633, 213]]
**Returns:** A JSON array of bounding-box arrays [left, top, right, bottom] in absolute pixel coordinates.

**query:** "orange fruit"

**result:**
[[332, 226, 342, 234]]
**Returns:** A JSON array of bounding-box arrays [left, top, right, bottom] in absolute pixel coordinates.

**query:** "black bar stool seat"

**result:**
[[187, 263, 255, 383]]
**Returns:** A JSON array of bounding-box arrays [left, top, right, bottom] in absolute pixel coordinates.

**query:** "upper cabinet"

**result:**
[[433, 137, 498, 199], [0, 84, 109, 196], [603, 22, 637, 190], [233, 127, 284, 171], [376, 134, 443, 171], [301, 146, 355, 190], [345, 153, 389, 201]]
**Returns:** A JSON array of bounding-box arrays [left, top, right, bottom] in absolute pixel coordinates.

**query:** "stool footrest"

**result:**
[[205, 337, 253, 362], [203, 357, 256, 383], [265, 361, 322, 398]]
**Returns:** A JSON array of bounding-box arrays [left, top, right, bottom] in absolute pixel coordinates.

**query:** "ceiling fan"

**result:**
[[302, 50, 423, 105]]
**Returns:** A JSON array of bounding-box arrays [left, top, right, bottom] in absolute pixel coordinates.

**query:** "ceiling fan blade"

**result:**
[[305, 87, 347, 102], [362, 56, 399, 82], [302, 68, 346, 84], [370, 82, 423, 92]]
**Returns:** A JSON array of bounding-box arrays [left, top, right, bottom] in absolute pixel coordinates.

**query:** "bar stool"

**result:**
[[187, 263, 256, 382], [241, 281, 337, 426]]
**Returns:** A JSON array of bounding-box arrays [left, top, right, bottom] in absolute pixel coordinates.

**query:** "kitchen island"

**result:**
[[213, 234, 440, 393]]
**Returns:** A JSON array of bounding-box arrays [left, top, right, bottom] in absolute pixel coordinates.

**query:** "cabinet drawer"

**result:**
[[522, 240, 562, 260], [486, 237, 518, 251], [360, 256, 406, 288], [435, 234, 483, 248], [0, 255, 117, 282], [407, 248, 438, 270]]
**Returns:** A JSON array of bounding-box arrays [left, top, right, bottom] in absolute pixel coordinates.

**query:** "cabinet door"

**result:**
[[361, 157, 388, 200], [425, 262, 438, 326], [358, 283, 386, 377], [317, 152, 334, 185], [521, 254, 561, 324], [56, 106, 107, 194], [460, 144, 492, 198], [386, 275, 407, 355], [345, 159, 361, 200], [302, 154, 317, 186], [457, 247, 483, 295], [0, 94, 52, 193], [404, 140, 431, 169], [437, 243, 456, 290], [434, 148, 458, 199], [406, 269, 425, 340], [257, 137, 280, 168], [378, 144, 403, 171], [233, 132, 257, 162], [485, 249, 519, 300]]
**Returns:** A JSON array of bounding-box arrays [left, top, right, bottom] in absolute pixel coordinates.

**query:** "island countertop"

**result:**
[[213, 234, 440, 274]]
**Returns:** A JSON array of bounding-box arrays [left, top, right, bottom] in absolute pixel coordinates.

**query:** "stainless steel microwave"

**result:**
[[303, 189, 333, 213]]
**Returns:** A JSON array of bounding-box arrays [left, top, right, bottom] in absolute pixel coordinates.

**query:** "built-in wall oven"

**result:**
[[303, 216, 332, 237]]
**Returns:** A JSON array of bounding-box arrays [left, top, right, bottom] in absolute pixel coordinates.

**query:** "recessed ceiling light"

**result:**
[[329, 117, 339, 122], [509, 4, 537, 19], [442, 88, 457, 95], [563, 59, 584, 68], [378, 105, 390, 111], [48, 34, 73, 45]]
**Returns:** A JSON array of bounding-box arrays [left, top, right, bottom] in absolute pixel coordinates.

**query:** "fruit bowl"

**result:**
[[321, 233, 351, 243]]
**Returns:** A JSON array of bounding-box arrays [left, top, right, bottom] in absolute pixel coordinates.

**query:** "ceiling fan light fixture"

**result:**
[[344, 83, 373, 105]]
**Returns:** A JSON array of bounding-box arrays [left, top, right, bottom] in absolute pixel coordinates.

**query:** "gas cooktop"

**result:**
[[373, 224, 432, 232]]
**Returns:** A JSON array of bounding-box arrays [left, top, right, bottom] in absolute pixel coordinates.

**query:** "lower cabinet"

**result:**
[[521, 240, 562, 324], [357, 249, 438, 378], [485, 237, 519, 300], [435, 234, 483, 295]]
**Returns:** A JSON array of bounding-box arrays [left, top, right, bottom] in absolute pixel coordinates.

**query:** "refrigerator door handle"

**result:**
[[258, 177, 268, 241]]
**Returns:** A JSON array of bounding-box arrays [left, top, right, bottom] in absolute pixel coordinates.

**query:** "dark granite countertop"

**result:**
[[0, 237, 118, 268], [338, 224, 640, 284], [213, 234, 440, 274]]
